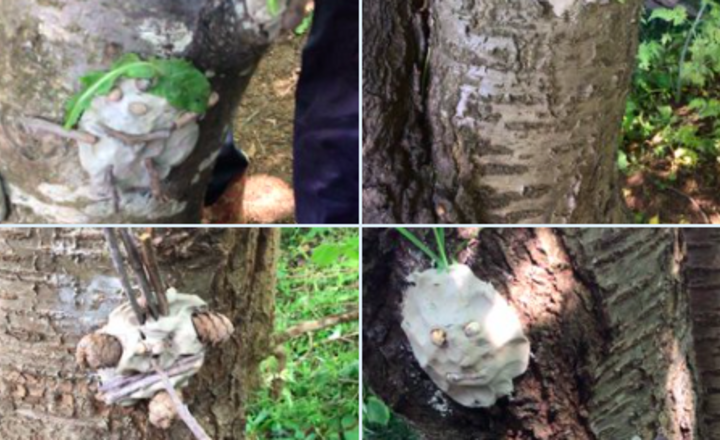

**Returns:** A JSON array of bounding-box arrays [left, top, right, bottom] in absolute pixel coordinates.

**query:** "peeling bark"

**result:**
[[363, 228, 700, 439], [0, 228, 280, 440], [0, 0, 293, 223], [362, 0, 643, 224]]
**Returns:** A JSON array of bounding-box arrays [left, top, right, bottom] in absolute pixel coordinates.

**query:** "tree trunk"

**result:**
[[363, 228, 702, 439], [0, 227, 280, 439], [682, 229, 720, 438], [0, 0, 291, 224], [362, 0, 643, 224]]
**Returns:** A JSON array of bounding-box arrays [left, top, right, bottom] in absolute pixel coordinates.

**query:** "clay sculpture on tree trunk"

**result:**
[[0, 0, 308, 223]]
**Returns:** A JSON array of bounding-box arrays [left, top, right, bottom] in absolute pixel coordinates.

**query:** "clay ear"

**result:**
[[76, 333, 123, 369]]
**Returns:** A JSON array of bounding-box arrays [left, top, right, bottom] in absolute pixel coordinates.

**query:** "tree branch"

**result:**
[[99, 354, 203, 403], [20, 117, 98, 144], [139, 228, 169, 315], [272, 309, 359, 346], [119, 229, 160, 320], [152, 359, 211, 440], [103, 228, 145, 324]]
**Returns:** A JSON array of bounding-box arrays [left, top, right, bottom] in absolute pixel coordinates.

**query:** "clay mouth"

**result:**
[[446, 371, 490, 385]]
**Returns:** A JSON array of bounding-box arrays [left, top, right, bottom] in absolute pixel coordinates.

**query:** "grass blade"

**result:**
[[433, 228, 449, 271], [396, 228, 442, 268]]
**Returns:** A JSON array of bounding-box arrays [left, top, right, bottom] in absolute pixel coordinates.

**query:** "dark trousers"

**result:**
[[207, 1, 359, 224], [292, 0, 359, 224]]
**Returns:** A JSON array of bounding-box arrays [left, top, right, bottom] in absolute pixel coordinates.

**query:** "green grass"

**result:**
[[245, 228, 359, 440]]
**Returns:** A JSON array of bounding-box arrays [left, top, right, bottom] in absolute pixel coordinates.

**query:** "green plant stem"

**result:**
[[433, 228, 449, 270], [396, 228, 443, 268], [676, 0, 709, 103]]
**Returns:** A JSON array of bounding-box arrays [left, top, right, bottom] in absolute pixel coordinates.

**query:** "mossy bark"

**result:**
[[0, 228, 280, 439], [362, 0, 643, 224], [0, 0, 274, 223], [363, 228, 701, 439]]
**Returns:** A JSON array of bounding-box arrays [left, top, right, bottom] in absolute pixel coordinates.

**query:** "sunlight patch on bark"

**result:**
[[547, 0, 607, 17]]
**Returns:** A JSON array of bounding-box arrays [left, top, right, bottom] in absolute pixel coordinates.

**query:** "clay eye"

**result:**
[[430, 328, 447, 347], [464, 321, 481, 337]]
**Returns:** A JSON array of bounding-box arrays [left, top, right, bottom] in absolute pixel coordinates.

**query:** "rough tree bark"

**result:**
[[363, 228, 703, 439], [0, 0, 297, 224], [0, 227, 280, 439], [683, 229, 720, 438], [363, 0, 643, 224]]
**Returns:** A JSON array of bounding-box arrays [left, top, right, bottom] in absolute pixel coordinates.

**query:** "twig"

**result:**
[[99, 354, 202, 394], [173, 112, 199, 130], [106, 166, 120, 214], [144, 159, 166, 202], [119, 229, 160, 320], [273, 309, 359, 346], [139, 229, 169, 316], [103, 228, 145, 324], [664, 185, 711, 224], [317, 331, 359, 346], [101, 355, 203, 403], [20, 117, 98, 144], [152, 360, 212, 440], [270, 345, 287, 400], [99, 122, 172, 144]]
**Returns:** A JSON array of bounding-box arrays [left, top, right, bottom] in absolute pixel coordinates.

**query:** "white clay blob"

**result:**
[[401, 264, 530, 408], [77, 79, 199, 198], [97, 288, 207, 405]]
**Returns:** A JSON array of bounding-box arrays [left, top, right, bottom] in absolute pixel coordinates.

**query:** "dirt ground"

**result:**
[[206, 34, 305, 224], [622, 162, 720, 224]]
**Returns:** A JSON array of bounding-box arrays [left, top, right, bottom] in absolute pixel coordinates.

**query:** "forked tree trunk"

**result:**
[[363, 0, 643, 224], [363, 228, 703, 439], [0, 0, 291, 223], [0, 228, 280, 439]]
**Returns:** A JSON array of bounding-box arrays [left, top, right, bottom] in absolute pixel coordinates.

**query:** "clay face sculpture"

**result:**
[[401, 264, 530, 408], [96, 288, 207, 405], [77, 79, 199, 201]]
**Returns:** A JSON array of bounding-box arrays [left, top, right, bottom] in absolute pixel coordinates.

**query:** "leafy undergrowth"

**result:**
[[363, 393, 419, 440], [245, 228, 359, 440], [620, 2, 720, 223]]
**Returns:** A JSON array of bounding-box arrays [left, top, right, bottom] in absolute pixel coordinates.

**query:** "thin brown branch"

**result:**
[[119, 229, 159, 320], [20, 117, 98, 144], [139, 228, 169, 315], [99, 354, 203, 399], [173, 112, 199, 130], [144, 159, 166, 202], [270, 345, 287, 400], [152, 360, 211, 440], [103, 228, 145, 324], [273, 309, 359, 346]]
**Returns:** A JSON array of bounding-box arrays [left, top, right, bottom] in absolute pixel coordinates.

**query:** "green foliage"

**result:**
[[65, 54, 211, 129], [362, 391, 419, 440], [268, 0, 281, 17], [294, 13, 314, 35], [396, 228, 450, 271], [245, 228, 359, 440], [620, 2, 720, 175]]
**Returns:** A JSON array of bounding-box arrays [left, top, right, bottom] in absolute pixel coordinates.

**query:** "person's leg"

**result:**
[[293, 0, 359, 224]]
